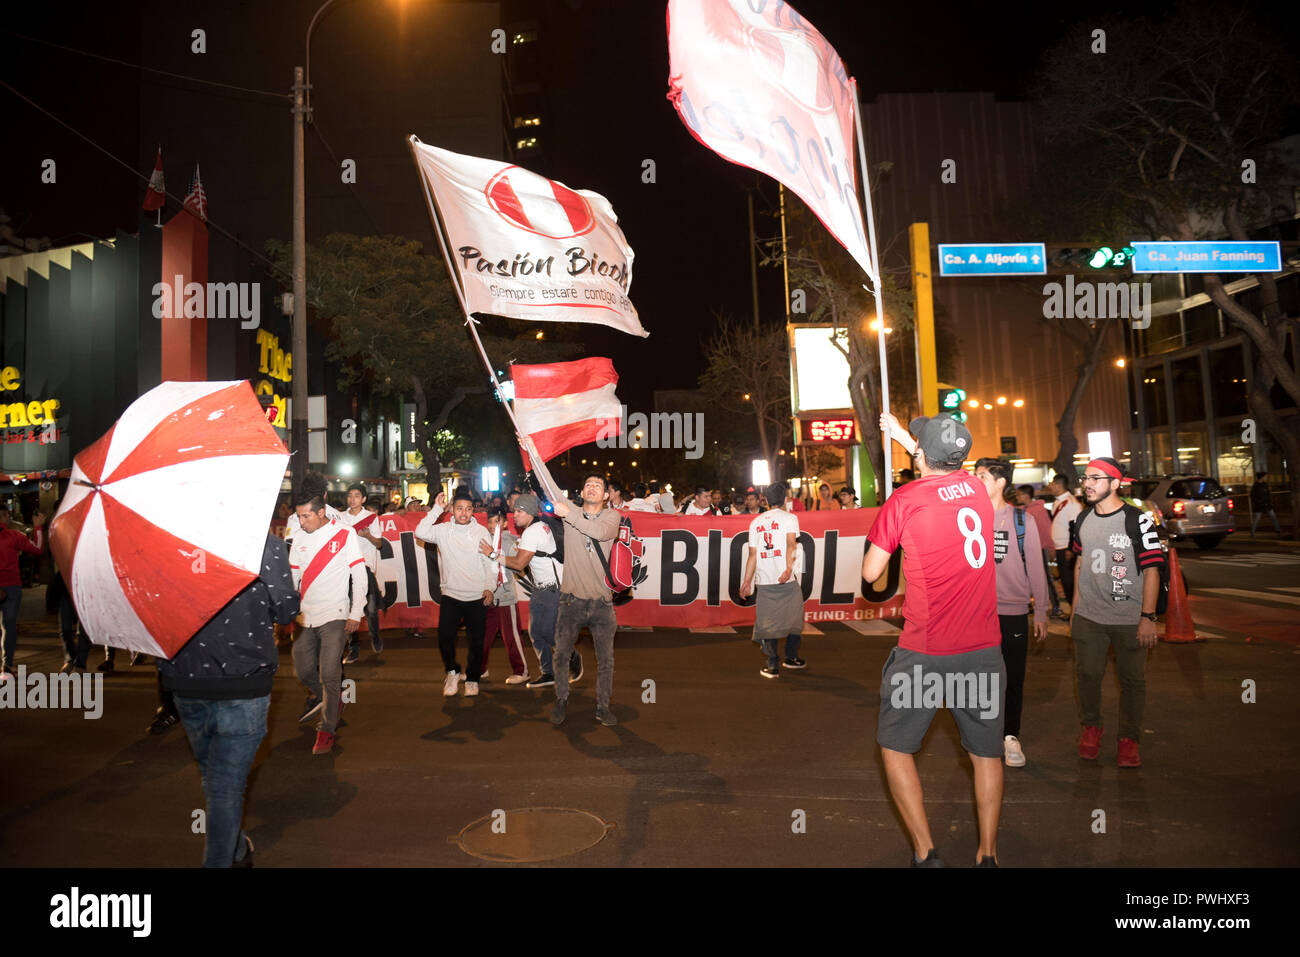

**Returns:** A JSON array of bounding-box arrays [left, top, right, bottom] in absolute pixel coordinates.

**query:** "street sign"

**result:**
[[1131, 241, 1281, 274], [938, 243, 1046, 277], [1000, 436, 1017, 456]]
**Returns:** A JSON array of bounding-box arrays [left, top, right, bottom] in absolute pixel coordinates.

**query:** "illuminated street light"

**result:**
[[743, 393, 751, 401], [967, 399, 979, 409], [1013, 399, 1025, 408], [1115, 357, 1127, 368], [983, 403, 992, 410], [996, 396, 1007, 405], [535, 330, 544, 340]]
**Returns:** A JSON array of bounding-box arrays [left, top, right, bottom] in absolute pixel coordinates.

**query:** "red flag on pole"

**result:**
[[142, 147, 165, 211], [511, 357, 623, 470], [666, 0, 872, 279]]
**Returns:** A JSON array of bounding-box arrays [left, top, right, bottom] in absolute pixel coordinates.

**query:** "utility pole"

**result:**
[[291, 65, 308, 491], [747, 188, 760, 331]]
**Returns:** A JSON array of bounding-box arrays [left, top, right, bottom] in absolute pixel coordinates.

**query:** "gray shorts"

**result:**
[[877, 644, 1007, 758]]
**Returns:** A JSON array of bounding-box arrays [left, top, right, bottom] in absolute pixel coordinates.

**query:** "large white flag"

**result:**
[[666, 0, 872, 279], [409, 137, 647, 338]]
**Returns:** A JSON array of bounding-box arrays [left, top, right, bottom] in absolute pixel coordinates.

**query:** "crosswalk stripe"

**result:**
[[1202, 587, 1300, 606], [844, 619, 901, 636]]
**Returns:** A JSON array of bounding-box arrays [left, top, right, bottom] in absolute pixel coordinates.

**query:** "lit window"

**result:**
[[516, 137, 538, 150], [513, 116, 542, 129]]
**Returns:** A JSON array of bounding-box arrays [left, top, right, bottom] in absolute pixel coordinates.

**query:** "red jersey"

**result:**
[[0, 527, 41, 588], [867, 470, 1000, 655]]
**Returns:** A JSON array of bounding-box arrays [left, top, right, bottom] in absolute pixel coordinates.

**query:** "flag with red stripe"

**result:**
[[143, 146, 166, 211], [408, 137, 647, 338], [511, 357, 623, 468]]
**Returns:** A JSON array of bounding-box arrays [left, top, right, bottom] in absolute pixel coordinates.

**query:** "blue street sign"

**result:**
[[938, 243, 1046, 277], [1131, 241, 1281, 274]]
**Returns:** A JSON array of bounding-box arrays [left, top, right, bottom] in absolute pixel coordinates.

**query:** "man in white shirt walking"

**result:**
[[683, 486, 717, 516], [1049, 474, 1082, 614], [288, 473, 368, 755], [337, 483, 384, 661], [740, 482, 805, 678], [415, 488, 497, 697]]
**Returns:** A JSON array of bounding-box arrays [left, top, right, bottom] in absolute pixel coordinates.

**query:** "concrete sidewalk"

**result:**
[[1, 614, 1296, 867]]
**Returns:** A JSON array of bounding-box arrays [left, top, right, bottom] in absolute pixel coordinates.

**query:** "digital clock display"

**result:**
[[806, 418, 856, 443]]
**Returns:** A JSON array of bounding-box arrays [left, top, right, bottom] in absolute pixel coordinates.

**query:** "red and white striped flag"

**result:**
[[511, 357, 622, 469], [183, 164, 207, 222], [408, 137, 647, 338], [666, 0, 872, 278], [142, 147, 165, 211]]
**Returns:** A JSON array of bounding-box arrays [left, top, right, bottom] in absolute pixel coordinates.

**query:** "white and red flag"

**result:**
[[48, 381, 288, 659], [408, 137, 647, 338], [183, 164, 207, 222], [143, 147, 166, 211], [511, 357, 623, 469], [666, 0, 872, 278]]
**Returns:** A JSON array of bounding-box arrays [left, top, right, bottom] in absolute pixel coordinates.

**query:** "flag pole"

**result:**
[[850, 79, 893, 500], [406, 136, 563, 502]]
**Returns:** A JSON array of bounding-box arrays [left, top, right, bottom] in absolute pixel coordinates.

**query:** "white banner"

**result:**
[[409, 138, 647, 338]]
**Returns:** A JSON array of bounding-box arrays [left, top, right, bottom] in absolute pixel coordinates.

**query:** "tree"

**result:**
[[1032, 5, 1300, 524], [698, 313, 791, 484], [267, 233, 578, 485]]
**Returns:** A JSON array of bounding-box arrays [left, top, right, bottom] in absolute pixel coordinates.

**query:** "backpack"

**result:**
[[584, 512, 645, 604], [535, 512, 566, 565], [1071, 503, 1170, 615], [1013, 505, 1027, 570]]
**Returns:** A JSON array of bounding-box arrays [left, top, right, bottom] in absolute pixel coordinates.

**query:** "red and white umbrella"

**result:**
[[49, 381, 289, 658]]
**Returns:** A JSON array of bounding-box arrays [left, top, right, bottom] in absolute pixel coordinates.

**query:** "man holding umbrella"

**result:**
[[289, 472, 368, 754]]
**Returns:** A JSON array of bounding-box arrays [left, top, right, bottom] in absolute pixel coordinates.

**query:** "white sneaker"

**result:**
[[505, 673, 529, 685], [464, 681, 480, 697], [442, 671, 462, 697], [480, 670, 489, 681], [1004, 735, 1026, 767]]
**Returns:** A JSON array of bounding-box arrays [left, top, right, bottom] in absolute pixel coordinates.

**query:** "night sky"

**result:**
[[0, 0, 1260, 411]]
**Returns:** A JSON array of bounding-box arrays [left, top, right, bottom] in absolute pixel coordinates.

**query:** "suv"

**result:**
[[1128, 476, 1234, 549]]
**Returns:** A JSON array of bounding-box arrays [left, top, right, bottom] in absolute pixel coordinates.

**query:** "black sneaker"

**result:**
[[527, 673, 555, 688], [782, 657, 806, 669], [298, 696, 323, 723], [342, 646, 360, 665], [550, 698, 567, 726], [570, 651, 583, 684], [147, 709, 179, 735], [371, 632, 383, 654], [760, 665, 780, 679], [232, 834, 254, 868], [975, 855, 998, 868], [97, 660, 114, 674], [595, 705, 618, 727], [911, 848, 945, 868]]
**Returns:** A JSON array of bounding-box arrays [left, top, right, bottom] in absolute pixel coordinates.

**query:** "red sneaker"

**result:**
[[1117, 737, 1141, 768], [1078, 725, 1103, 760], [312, 731, 336, 755]]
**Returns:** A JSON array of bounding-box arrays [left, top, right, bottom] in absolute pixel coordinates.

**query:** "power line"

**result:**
[[1, 30, 290, 103], [309, 120, 383, 236], [0, 78, 290, 284]]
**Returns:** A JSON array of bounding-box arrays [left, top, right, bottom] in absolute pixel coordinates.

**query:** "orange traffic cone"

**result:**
[[1161, 547, 1203, 643]]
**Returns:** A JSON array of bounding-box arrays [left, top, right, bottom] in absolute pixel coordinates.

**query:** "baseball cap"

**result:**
[[515, 492, 541, 516], [909, 414, 972, 468]]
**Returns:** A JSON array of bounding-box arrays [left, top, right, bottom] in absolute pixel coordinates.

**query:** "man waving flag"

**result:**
[[408, 137, 647, 338]]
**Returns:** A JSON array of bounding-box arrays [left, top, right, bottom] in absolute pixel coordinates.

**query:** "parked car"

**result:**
[[1128, 476, 1235, 548]]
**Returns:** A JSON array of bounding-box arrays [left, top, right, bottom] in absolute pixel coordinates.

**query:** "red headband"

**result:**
[[1086, 459, 1125, 481]]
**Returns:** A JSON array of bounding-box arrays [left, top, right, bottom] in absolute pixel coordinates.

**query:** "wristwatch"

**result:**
[[1140, 612, 1158, 622]]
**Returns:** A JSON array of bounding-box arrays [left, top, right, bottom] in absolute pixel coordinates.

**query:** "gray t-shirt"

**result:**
[[1074, 506, 1148, 625]]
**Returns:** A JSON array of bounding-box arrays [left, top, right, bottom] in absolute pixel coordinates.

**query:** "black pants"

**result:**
[[438, 595, 487, 682], [999, 613, 1029, 738], [1055, 548, 1077, 605], [347, 569, 382, 655]]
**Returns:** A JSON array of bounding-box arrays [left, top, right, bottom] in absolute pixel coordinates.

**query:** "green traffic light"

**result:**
[[1089, 247, 1113, 269]]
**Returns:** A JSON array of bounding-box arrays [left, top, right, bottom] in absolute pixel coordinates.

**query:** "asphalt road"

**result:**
[[2, 587, 1296, 867]]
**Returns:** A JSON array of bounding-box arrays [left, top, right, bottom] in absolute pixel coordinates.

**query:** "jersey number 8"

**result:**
[[957, 507, 986, 569]]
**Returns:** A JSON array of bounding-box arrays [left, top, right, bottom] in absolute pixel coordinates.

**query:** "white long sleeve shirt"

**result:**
[[337, 507, 380, 572], [413, 505, 497, 602], [288, 518, 368, 628]]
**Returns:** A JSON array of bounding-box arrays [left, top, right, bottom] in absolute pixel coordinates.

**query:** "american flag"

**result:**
[[183, 164, 208, 222]]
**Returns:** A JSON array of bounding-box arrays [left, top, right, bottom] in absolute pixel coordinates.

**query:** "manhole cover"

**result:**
[[450, 807, 615, 863]]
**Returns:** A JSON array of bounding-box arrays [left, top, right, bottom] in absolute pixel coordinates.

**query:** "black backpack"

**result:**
[[535, 512, 566, 565], [1071, 503, 1170, 615]]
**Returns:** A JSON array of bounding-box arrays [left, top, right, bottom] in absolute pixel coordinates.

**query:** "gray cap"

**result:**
[[909, 414, 972, 468], [514, 492, 540, 517]]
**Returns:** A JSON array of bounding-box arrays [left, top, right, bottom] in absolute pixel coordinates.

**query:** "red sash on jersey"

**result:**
[[351, 511, 378, 532], [298, 528, 353, 599]]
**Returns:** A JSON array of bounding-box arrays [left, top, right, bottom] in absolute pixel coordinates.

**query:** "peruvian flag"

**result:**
[[666, 0, 873, 278], [142, 147, 166, 211], [511, 357, 622, 468], [408, 137, 647, 338]]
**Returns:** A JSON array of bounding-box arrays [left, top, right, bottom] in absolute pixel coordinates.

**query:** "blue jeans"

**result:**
[[528, 585, 559, 675], [173, 694, 269, 868], [759, 635, 801, 668], [0, 585, 21, 669]]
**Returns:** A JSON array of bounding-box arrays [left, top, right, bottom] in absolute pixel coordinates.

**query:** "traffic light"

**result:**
[[1045, 245, 1136, 273], [937, 385, 968, 423]]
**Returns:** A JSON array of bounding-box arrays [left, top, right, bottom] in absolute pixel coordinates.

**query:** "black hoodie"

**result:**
[[157, 535, 300, 699]]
